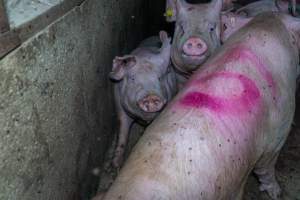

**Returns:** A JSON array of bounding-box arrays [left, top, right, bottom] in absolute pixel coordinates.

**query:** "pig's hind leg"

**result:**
[[254, 153, 281, 200], [254, 115, 293, 199]]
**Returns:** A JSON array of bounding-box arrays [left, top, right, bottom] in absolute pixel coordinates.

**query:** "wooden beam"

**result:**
[[0, 0, 85, 58], [0, 30, 21, 58], [0, 0, 9, 33], [16, 0, 86, 43]]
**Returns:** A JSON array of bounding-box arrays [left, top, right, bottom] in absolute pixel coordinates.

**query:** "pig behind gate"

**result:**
[[100, 12, 299, 200], [109, 31, 177, 168]]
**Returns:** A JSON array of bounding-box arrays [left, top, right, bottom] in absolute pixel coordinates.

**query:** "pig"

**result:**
[[165, 0, 297, 76], [165, 0, 223, 75], [99, 12, 300, 200], [109, 31, 178, 168], [220, 0, 295, 42], [234, 0, 291, 17]]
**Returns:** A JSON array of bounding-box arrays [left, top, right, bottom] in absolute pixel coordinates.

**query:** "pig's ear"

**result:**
[[159, 30, 171, 44], [159, 30, 171, 53], [165, 0, 188, 22], [165, 0, 177, 22], [109, 56, 136, 81], [157, 31, 171, 73], [210, 0, 223, 19]]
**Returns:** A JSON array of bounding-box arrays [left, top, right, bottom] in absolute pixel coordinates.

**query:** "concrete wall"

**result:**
[[0, 0, 153, 199]]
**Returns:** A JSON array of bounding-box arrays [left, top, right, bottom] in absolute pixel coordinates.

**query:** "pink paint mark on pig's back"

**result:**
[[218, 46, 276, 97], [180, 72, 261, 114]]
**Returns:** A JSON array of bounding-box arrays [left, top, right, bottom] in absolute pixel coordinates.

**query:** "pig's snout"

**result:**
[[182, 37, 207, 57], [138, 94, 165, 113]]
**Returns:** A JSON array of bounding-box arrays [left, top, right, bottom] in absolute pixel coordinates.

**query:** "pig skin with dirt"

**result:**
[[99, 13, 299, 200], [109, 31, 178, 168]]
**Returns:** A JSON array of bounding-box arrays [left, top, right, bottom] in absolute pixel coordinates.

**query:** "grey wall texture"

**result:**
[[0, 0, 154, 199]]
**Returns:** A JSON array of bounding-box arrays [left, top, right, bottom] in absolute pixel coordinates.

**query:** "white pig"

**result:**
[[95, 12, 300, 200]]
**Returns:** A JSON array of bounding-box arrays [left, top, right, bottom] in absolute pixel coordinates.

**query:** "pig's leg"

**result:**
[[113, 110, 133, 168], [254, 153, 281, 200], [254, 117, 293, 199], [112, 87, 134, 168]]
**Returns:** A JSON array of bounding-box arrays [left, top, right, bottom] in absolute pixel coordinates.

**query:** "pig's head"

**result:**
[[166, 0, 223, 74], [109, 31, 172, 121]]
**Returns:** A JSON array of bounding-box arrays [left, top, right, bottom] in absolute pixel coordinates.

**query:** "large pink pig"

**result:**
[[96, 12, 300, 200]]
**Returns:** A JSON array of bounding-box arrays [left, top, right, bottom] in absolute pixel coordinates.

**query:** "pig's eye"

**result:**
[[209, 24, 216, 32]]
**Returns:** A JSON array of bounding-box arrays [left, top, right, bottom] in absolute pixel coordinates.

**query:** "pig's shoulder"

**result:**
[[245, 12, 288, 35]]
